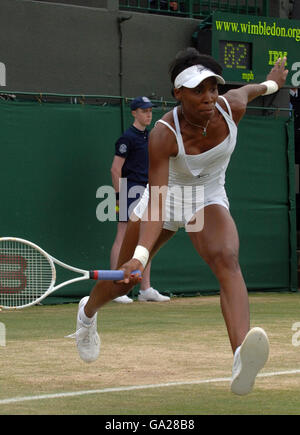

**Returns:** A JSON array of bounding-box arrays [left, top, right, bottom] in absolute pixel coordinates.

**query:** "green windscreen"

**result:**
[[0, 99, 296, 303]]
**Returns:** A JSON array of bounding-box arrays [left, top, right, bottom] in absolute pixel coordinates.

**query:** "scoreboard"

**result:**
[[218, 40, 252, 70], [195, 12, 300, 87]]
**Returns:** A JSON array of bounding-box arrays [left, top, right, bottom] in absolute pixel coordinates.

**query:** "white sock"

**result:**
[[234, 345, 241, 358], [79, 305, 94, 326], [140, 287, 151, 293]]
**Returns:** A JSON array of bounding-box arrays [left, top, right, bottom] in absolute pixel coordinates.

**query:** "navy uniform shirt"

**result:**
[[290, 90, 300, 163], [115, 125, 149, 186]]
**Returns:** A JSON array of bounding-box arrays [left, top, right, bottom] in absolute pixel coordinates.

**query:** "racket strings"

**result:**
[[0, 240, 53, 307]]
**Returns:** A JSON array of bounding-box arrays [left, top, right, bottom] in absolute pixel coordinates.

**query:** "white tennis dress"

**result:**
[[133, 96, 238, 232]]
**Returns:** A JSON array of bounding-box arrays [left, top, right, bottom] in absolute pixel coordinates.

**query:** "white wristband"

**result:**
[[261, 80, 279, 96], [132, 245, 149, 268]]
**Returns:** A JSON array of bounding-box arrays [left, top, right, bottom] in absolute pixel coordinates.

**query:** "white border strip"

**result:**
[[1, 369, 300, 405]]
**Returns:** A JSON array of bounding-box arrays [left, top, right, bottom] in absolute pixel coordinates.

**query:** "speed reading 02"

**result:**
[[219, 40, 252, 70]]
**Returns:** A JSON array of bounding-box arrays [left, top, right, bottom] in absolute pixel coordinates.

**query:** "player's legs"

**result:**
[[110, 221, 127, 269], [111, 193, 152, 299], [84, 218, 140, 317], [136, 227, 174, 302], [71, 220, 174, 363], [117, 217, 175, 272], [187, 204, 250, 353], [139, 262, 151, 290], [110, 221, 134, 303], [70, 218, 140, 363], [84, 218, 174, 318]]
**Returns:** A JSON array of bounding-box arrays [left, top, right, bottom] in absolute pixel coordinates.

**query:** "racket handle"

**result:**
[[89, 270, 141, 281]]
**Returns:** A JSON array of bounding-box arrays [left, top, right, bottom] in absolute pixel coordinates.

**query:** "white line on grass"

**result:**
[[1, 369, 300, 405]]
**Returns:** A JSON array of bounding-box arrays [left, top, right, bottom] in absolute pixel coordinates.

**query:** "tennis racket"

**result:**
[[0, 237, 140, 310]]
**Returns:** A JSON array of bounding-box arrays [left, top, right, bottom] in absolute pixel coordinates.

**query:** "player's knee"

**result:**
[[208, 247, 240, 275]]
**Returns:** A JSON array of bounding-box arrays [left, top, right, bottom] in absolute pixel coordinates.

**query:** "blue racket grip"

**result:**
[[89, 270, 141, 280]]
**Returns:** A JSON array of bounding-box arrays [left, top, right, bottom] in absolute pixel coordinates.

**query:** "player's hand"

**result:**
[[118, 259, 143, 284], [266, 56, 288, 89]]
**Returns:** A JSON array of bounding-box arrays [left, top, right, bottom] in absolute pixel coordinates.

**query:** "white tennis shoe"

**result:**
[[113, 295, 133, 304], [67, 296, 100, 363], [231, 327, 269, 395], [138, 287, 170, 302]]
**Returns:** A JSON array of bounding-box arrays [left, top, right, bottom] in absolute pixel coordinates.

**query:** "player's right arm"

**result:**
[[119, 121, 176, 281], [138, 123, 172, 250]]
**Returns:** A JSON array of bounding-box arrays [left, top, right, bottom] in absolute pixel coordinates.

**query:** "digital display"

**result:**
[[200, 11, 300, 85], [219, 40, 252, 70]]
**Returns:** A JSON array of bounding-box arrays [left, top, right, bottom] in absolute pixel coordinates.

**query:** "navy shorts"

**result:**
[[118, 181, 147, 222]]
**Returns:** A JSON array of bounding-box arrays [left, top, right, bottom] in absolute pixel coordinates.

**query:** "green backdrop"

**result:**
[[0, 99, 297, 303]]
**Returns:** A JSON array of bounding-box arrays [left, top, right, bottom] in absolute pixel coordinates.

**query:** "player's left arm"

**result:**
[[223, 56, 289, 124]]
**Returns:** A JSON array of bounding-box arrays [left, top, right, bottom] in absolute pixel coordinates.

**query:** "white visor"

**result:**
[[174, 65, 225, 89]]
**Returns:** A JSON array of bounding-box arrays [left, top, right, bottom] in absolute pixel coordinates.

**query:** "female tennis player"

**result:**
[[71, 48, 288, 395]]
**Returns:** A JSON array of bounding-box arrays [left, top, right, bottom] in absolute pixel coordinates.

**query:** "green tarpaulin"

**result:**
[[0, 99, 296, 303]]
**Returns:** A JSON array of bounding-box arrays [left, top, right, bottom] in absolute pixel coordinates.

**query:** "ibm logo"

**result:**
[[0, 62, 6, 86]]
